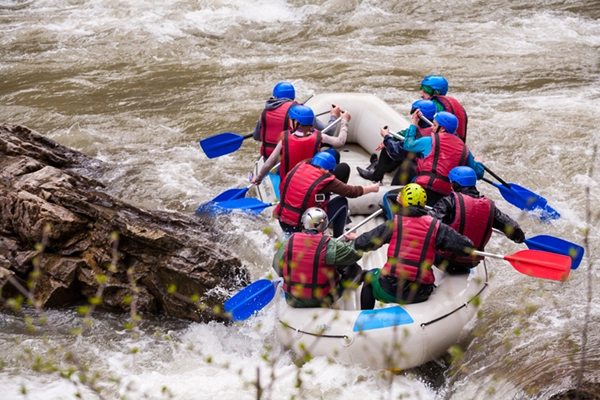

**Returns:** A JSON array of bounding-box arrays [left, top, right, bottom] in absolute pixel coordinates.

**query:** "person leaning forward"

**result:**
[[274, 151, 379, 238], [344, 183, 474, 309], [274, 207, 363, 308]]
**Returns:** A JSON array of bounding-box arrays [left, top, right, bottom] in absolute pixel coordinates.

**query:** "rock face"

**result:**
[[0, 123, 250, 323]]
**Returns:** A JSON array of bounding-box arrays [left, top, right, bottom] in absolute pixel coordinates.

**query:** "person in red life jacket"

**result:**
[[251, 104, 350, 186], [251, 82, 341, 160], [428, 166, 526, 274], [274, 151, 379, 238], [403, 110, 484, 207], [420, 75, 468, 143], [273, 207, 363, 308], [344, 183, 474, 309], [356, 99, 437, 185]]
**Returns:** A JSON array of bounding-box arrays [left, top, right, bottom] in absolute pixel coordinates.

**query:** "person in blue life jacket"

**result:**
[[420, 75, 468, 143], [251, 104, 351, 186], [343, 184, 474, 309], [427, 166, 526, 274], [273, 207, 363, 308], [252, 81, 342, 160], [402, 110, 484, 207], [273, 151, 379, 238], [356, 99, 437, 185]]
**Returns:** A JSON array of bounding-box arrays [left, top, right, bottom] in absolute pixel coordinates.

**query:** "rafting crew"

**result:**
[[252, 81, 340, 160], [344, 184, 475, 309], [274, 151, 379, 238], [419, 75, 468, 143], [251, 104, 350, 186], [356, 99, 437, 185], [399, 110, 485, 206], [274, 207, 363, 308], [427, 166, 526, 274]]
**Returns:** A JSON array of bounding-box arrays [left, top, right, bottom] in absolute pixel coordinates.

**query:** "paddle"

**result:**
[[224, 278, 282, 322], [210, 198, 277, 215], [482, 166, 560, 220], [492, 228, 583, 270], [473, 249, 571, 281], [195, 184, 255, 215], [223, 208, 385, 321]]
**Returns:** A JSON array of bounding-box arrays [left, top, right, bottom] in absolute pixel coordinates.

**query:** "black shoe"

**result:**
[[357, 166, 377, 182]]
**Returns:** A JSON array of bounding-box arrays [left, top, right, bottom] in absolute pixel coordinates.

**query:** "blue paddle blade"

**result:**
[[211, 198, 274, 215], [525, 235, 584, 270], [200, 132, 246, 159], [224, 279, 276, 322], [267, 171, 281, 201], [494, 182, 560, 220], [195, 186, 251, 215]]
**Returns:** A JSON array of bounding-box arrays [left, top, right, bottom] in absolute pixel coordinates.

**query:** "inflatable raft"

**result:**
[[250, 93, 489, 371]]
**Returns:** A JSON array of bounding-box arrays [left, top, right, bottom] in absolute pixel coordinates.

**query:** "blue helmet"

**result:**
[[449, 166, 477, 187], [421, 75, 449, 96], [288, 105, 314, 126], [434, 111, 458, 134], [273, 82, 295, 99], [410, 99, 437, 120], [311, 151, 336, 171]]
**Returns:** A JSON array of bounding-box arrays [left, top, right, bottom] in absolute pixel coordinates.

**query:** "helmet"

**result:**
[[311, 151, 336, 171], [288, 105, 315, 126], [434, 111, 459, 134], [301, 207, 329, 232], [410, 99, 437, 120], [273, 81, 295, 99], [420, 75, 449, 96], [449, 166, 477, 187], [398, 183, 427, 207]]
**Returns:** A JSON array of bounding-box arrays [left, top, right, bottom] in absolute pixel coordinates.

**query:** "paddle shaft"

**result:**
[[336, 209, 384, 239], [483, 166, 512, 189]]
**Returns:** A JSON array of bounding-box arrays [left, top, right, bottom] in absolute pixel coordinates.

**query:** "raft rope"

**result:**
[[279, 259, 490, 337]]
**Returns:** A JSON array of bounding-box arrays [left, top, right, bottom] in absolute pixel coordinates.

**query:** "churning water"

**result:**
[[1, 0, 600, 399]]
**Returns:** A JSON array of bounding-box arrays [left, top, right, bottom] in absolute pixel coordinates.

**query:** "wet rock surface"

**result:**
[[0, 123, 250, 323]]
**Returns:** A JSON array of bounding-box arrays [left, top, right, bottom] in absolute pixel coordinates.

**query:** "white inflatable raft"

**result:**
[[251, 93, 489, 371]]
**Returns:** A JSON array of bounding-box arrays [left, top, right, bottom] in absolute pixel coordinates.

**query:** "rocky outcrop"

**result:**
[[0, 123, 250, 323]]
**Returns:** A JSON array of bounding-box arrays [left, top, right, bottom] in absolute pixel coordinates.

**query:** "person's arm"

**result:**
[[427, 195, 455, 224], [352, 220, 394, 252], [435, 222, 474, 257], [321, 112, 350, 148], [252, 142, 282, 184], [492, 207, 526, 243], [403, 131, 431, 156], [465, 152, 485, 179], [314, 105, 342, 136], [272, 238, 287, 276], [325, 237, 362, 266], [252, 118, 262, 141], [322, 178, 379, 198]]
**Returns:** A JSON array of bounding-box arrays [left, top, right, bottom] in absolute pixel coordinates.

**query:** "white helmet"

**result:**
[[301, 207, 329, 232]]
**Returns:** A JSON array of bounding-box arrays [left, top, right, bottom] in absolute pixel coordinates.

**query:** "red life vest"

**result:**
[[415, 131, 468, 196], [259, 101, 297, 159], [416, 126, 433, 138], [275, 161, 336, 228], [382, 214, 439, 285], [432, 95, 468, 143], [282, 232, 338, 300], [437, 193, 495, 264], [279, 129, 322, 180]]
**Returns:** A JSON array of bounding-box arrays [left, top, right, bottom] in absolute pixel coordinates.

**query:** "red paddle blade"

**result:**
[[505, 250, 571, 281]]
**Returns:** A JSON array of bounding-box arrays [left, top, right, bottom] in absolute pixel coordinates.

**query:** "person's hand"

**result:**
[[474, 155, 485, 163], [344, 232, 358, 240], [251, 175, 262, 185], [341, 110, 351, 122], [380, 125, 390, 138], [411, 110, 422, 125], [330, 104, 342, 118], [365, 183, 380, 194], [376, 142, 385, 151]]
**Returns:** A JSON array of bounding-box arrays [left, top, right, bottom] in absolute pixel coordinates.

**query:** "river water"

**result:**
[[1, 0, 600, 399]]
